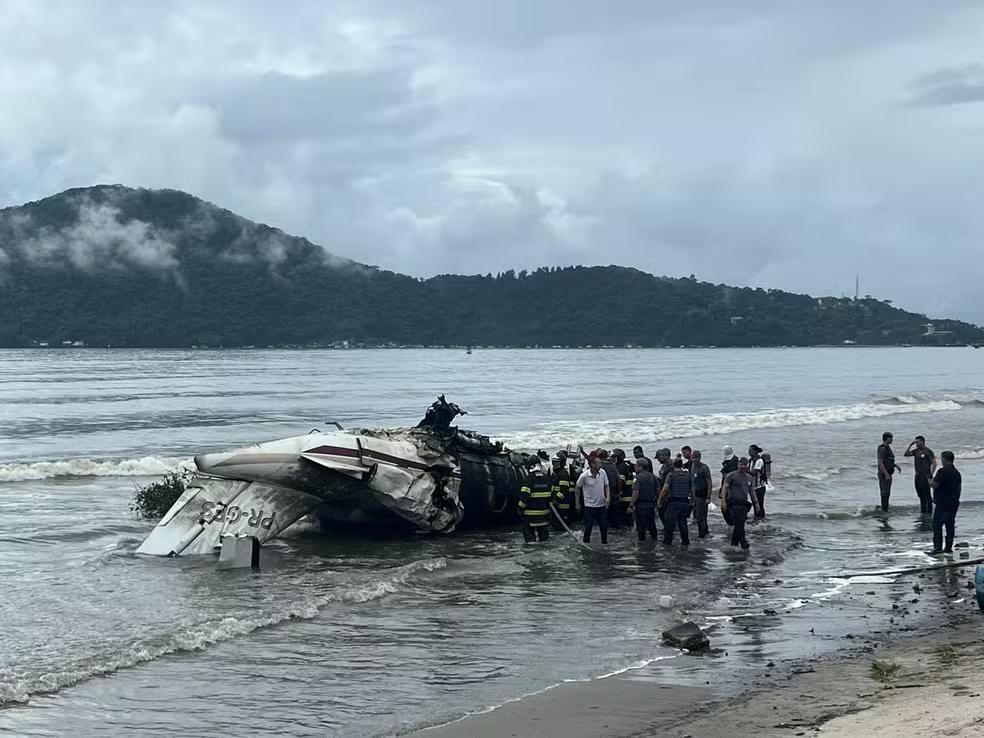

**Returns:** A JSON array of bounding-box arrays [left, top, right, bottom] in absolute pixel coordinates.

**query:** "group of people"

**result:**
[[517, 443, 772, 550], [877, 433, 964, 553]]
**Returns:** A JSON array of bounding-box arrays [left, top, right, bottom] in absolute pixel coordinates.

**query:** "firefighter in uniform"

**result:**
[[518, 456, 552, 542], [612, 448, 635, 528], [550, 452, 575, 530]]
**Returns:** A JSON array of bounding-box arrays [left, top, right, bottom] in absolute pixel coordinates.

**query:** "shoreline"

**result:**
[[408, 568, 984, 738], [2, 344, 975, 351]]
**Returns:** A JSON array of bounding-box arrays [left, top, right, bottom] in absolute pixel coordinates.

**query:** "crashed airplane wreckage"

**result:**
[[137, 397, 547, 557]]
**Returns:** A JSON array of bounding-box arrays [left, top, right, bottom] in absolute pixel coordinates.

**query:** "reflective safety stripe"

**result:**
[[620, 494, 634, 502], [555, 503, 571, 509], [528, 520, 550, 527], [521, 473, 554, 519]]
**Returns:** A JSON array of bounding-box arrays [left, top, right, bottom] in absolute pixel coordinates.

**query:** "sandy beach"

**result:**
[[412, 568, 984, 738]]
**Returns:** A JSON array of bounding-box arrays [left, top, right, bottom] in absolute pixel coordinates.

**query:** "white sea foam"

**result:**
[[0, 456, 193, 482], [503, 399, 963, 448], [0, 557, 447, 705]]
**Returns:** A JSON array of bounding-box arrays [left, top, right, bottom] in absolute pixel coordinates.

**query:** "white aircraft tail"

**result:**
[[136, 475, 323, 557]]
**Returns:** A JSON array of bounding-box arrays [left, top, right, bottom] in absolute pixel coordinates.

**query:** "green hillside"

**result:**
[[1, 185, 980, 348]]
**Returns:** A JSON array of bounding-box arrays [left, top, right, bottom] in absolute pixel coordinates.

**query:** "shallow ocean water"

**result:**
[[1, 347, 982, 736]]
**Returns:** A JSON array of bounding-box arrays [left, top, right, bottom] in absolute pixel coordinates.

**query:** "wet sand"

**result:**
[[411, 571, 984, 738], [414, 678, 707, 737]]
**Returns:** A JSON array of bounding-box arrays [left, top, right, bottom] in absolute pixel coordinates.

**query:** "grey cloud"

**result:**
[[213, 70, 427, 144], [908, 64, 984, 106], [2, 1, 984, 323]]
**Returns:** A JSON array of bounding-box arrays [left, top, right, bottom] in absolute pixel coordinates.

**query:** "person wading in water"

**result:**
[[658, 458, 694, 546], [721, 457, 761, 549], [576, 454, 610, 544], [904, 435, 937, 515], [689, 450, 714, 538], [877, 432, 901, 512], [628, 457, 659, 542]]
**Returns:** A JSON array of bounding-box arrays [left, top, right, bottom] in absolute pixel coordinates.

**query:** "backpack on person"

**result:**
[[761, 452, 772, 484]]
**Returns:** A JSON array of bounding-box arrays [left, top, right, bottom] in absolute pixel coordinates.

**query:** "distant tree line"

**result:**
[[1, 185, 981, 348]]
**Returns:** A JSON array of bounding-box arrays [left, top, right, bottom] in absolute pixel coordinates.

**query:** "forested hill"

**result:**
[[1, 185, 981, 348]]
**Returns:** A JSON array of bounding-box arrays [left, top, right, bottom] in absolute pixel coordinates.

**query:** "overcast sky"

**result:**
[[3, 1, 984, 322]]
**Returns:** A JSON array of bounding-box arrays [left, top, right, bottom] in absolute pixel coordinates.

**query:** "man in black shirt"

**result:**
[[720, 446, 739, 525], [690, 450, 714, 538], [628, 458, 659, 542], [904, 435, 937, 514], [877, 432, 900, 512], [929, 451, 962, 554]]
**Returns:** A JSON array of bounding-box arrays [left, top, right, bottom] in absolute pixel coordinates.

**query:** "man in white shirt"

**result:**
[[748, 444, 767, 518], [576, 455, 610, 544]]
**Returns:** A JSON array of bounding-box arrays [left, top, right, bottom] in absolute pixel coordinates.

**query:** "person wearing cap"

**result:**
[[628, 457, 659, 541], [721, 446, 739, 480], [612, 448, 635, 528], [518, 455, 553, 542], [576, 454, 610, 544], [904, 435, 937, 515], [720, 446, 739, 525], [550, 452, 576, 529], [877, 432, 899, 512], [721, 457, 761, 549], [658, 457, 694, 545], [633, 445, 652, 473], [689, 450, 714, 538]]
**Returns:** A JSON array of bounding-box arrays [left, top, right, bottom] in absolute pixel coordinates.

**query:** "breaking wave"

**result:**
[[504, 399, 963, 448], [0, 557, 446, 705], [0, 456, 193, 482], [874, 391, 984, 406]]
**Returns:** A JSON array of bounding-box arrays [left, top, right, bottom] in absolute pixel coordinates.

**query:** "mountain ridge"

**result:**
[[1, 185, 981, 348]]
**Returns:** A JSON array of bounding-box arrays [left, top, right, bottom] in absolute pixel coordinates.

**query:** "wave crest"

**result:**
[[0, 557, 446, 704], [0, 456, 193, 482], [504, 399, 963, 448]]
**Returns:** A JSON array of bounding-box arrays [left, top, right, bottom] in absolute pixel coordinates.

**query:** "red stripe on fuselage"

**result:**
[[304, 443, 459, 476]]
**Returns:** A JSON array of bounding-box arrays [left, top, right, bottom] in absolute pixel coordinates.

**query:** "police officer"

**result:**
[[654, 448, 673, 525], [518, 456, 552, 542], [690, 450, 714, 538], [612, 448, 635, 528], [658, 457, 694, 546], [550, 452, 575, 529], [628, 457, 659, 541]]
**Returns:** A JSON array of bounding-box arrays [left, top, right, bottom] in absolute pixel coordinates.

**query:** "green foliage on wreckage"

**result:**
[[131, 471, 188, 519]]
